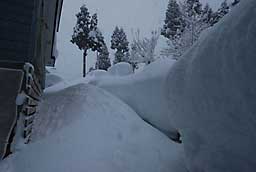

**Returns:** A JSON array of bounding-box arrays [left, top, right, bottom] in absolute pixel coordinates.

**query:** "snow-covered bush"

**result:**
[[130, 30, 160, 65], [87, 69, 109, 78], [107, 62, 133, 76]]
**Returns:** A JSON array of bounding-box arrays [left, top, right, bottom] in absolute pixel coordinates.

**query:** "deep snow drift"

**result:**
[[89, 0, 256, 171], [0, 83, 186, 172], [167, 0, 256, 171], [89, 59, 178, 140]]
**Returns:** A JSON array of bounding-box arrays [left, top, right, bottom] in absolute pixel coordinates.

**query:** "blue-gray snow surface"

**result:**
[[1, 0, 254, 172], [88, 0, 256, 171], [0, 83, 186, 172]]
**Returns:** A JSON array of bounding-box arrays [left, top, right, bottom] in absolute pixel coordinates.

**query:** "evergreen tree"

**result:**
[[201, 3, 213, 24], [161, 0, 209, 59], [184, 0, 203, 17], [231, 0, 240, 6], [219, 0, 230, 16], [180, 0, 203, 45], [211, 0, 230, 25], [90, 13, 98, 30], [71, 5, 102, 77], [95, 43, 111, 70], [161, 0, 185, 40], [111, 26, 130, 64]]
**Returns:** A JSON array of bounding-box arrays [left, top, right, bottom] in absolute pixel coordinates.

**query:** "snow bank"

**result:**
[[166, 0, 256, 171], [89, 59, 178, 139], [0, 84, 186, 172], [88, 0, 256, 171], [108, 62, 133, 76]]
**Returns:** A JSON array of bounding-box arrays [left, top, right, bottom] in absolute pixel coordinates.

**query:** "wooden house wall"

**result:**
[[43, 0, 59, 66], [0, 0, 63, 87], [0, 0, 35, 63]]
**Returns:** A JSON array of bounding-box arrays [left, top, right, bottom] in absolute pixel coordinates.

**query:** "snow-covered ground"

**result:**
[[0, 83, 186, 172], [1, 0, 255, 172], [88, 59, 179, 141], [88, 0, 256, 171]]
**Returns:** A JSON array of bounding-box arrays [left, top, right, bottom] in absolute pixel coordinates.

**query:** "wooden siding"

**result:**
[[0, 68, 24, 159], [0, 0, 35, 63], [44, 0, 60, 66]]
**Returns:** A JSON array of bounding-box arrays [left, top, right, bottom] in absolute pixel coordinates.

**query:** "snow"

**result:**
[[15, 92, 27, 106], [89, 59, 178, 140], [108, 62, 133, 76], [1, 0, 253, 171], [0, 83, 186, 172], [88, 30, 97, 38], [166, 0, 256, 171], [87, 69, 109, 78], [87, 0, 256, 171]]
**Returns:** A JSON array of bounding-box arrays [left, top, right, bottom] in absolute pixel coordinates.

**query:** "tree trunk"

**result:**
[[96, 51, 99, 70], [191, 18, 194, 46], [83, 50, 87, 77]]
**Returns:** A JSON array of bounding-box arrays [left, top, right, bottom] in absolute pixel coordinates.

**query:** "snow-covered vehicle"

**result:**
[[0, 0, 63, 159]]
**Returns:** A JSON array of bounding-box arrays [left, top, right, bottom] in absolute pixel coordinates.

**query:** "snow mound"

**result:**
[[89, 59, 178, 139], [87, 69, 109, 78], [108, 62, 133, 76], [0, 84, 186, 172], [167, 0, 256, 171]]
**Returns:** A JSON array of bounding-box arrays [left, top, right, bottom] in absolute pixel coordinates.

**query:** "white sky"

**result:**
[[56, 0, 226, 80]]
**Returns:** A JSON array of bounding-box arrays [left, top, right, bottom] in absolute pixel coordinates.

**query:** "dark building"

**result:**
[[0, 0, 63, 159]]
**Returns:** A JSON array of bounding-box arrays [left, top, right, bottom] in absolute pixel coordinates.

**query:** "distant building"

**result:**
[[0, 0, 63, 159]]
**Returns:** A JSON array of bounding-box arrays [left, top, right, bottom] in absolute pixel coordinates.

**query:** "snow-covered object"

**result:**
[[23, 63, 34, 75], [45, 74, 64, 88], [108, 62, 133, 76], [166, 0, 256, 171], [15, 92, 27, 106], [0, 84, 186, 172], [89, 59, 178, 138], [87, 69, 109, 78]]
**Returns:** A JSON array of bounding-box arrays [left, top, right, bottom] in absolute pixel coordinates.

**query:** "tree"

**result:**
[[181, 0, 203, 45], [161, 0, 185, 40], [161, 30, 193, 60], [111, 26, 130, 64], [95, 43, 111, 70], [218, 0, 230, 16], [130, 30, 159, 65], [161, 0, 210, 59], [211, 0, 230, 25], [184, 0, 203, 17], [231, 0, 240, 6], [71, 5, 103, 77], [201, 3, 213, 24]]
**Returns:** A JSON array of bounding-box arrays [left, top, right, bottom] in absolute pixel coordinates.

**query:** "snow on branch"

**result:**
[[130, 29, 160, 65]]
